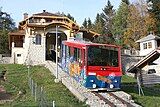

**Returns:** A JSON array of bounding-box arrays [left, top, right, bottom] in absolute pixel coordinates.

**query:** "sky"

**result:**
[[0, 0, 122, 27]]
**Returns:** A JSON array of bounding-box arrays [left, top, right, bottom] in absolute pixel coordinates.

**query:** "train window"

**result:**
[[68, 46, 71, 57], [65, 46, 71, 58], [65, 45, 68, 57], [88, 46, 118, 67], [61, 44, 64, 57], [78, 49, 81, 61], [110, 50, 118, 67], [68, 46, 70, 57], [74, 48, 81, 62]]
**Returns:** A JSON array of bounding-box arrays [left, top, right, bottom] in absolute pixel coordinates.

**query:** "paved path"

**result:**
[[0, 85, 12, 100]]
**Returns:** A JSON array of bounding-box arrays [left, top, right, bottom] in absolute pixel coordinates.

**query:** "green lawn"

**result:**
[[1, 64, 160, 107], [121, 74, 136, 83], [121, 75, 160, 107], [0, 64, 87, 107]]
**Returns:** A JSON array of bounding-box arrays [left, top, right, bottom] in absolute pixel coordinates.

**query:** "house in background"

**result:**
[[128, 33, 160, 85], [136, 33, 160, 56], [9, 10, 99, 65]]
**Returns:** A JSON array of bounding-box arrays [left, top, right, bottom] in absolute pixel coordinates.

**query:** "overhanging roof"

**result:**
[[9, 30, 25, 36], [127, 48, 160, 73], [33, 11, 63, 17], [136, 34, 160, 43]]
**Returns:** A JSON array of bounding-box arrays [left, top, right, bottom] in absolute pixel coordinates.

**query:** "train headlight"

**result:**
[[114, 80, 117, 83], [93, 84, 96, 88], [110, 84, 114, 88], [90, 80, 94, 82]]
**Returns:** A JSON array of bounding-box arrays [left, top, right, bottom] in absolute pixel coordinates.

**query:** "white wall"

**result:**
[[139, 40, 157, 56], [11, 27, 71, 65], [11, 47, 25, 64], [142, 64, 160, 76]]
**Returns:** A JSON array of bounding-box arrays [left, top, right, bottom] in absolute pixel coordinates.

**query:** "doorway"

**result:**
[[45, 32, 67, 62]]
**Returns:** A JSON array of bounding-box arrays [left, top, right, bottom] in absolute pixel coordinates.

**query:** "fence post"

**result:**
[[40, 87, 43, 107], [52, 101, 55, 107], [31, 79, 34, 95], [35, 83, 37, 102], [27, 65, 30, 78], [28, 77, 52, 106], [28, 77, 32, 89]]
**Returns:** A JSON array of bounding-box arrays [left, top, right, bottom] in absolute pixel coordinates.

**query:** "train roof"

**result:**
[[62, 40, 120, 48]]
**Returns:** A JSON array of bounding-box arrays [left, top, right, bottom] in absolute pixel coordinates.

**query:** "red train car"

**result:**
[[61, 40, 122, 90]]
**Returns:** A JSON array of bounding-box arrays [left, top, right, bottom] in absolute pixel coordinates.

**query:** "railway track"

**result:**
[[92, 91, 135, 107], [92, 91, 115, 107]]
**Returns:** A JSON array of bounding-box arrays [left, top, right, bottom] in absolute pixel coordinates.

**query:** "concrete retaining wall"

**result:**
[[121, 55, 143, 73], [0, 54, 11, 64]]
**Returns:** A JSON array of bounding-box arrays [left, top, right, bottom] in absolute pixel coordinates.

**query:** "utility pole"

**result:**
[[54, 25, 59, 83]]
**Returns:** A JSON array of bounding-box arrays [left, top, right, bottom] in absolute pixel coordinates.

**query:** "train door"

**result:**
[[74, 48, 85, 75], [81, 49, 85, 69]]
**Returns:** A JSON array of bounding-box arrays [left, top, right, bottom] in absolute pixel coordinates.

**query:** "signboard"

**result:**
[[75, 32, 83, 41]]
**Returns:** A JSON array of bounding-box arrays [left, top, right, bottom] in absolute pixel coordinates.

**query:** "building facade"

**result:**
[[128, 33, 160, 85], [136, 33, 160, 56], [9, 10, 99, 65]]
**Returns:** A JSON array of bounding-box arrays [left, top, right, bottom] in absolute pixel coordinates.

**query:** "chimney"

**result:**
[[23, 13, 28, 20]]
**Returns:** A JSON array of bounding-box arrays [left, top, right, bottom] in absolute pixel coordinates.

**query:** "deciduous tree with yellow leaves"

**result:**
[[123, 2, 156, 49]]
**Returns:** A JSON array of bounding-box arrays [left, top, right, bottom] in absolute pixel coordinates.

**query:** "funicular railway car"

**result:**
[[61, 40, 122, 90]]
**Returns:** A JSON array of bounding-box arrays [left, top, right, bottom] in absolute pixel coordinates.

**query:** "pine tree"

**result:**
[[66, 13, 76, 22], [0, 8, 16, 53], [112, 1, 129, 46], [82, 18, 87, 29], [87, 18, 93, 30], [93, 0, 115, 44], [101, 0, 115, 35], [93, 13, 105, 34], [147, 0, 160, 34]]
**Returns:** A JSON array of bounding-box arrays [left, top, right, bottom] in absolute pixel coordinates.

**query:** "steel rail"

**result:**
[[108, 92, 134, 107], [92, 91, 115, 107]]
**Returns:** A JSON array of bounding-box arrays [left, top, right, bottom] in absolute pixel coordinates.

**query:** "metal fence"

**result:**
[[28, 77, 55, 107]]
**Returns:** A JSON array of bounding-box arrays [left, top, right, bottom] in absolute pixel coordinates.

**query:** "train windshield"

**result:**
[[87, 46, 119, 67]]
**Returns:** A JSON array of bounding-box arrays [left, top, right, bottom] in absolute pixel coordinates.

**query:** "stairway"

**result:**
[[142, 74, 160, 85]]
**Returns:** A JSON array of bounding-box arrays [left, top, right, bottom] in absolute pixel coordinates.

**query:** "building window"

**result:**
[[35, 34, 41, 45], [143, 43, 147, 49], [148, 42, 152, 48], [23, 36, 25, 43], [17, 54, 21, 57]]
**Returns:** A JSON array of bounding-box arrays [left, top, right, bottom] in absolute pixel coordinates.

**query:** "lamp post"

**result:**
[[55, 25, 59, 83]]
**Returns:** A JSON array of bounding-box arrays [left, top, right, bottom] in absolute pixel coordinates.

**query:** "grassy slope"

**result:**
[[121, 75, 160, 107], [0, 64, 86, 107], [1, 64, 160, 107]]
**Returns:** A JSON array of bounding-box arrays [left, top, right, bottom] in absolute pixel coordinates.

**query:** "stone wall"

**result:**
[[0, 54, 11, 64], [26, 36, 46, 65], [121, 55, 143, 73]]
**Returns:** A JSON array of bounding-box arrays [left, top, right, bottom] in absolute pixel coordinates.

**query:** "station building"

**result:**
[[9, 10, 99, 65]]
